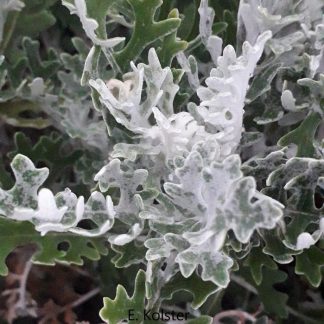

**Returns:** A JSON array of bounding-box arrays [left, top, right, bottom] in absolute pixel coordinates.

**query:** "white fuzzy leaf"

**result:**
[[195, 31, 272, 157]]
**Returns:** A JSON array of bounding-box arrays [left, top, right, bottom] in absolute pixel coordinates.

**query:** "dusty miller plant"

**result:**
[[0, 0, 323, 322]]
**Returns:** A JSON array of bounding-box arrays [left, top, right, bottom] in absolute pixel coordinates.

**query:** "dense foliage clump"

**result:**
[[0, 0, 323, 323]]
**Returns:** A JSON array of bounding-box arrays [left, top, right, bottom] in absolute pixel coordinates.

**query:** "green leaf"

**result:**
[[295, 246, 324, 287], [261, 229, 296, 264], [278, 112, 322, 157], [22, 37, 60, 79], [222, 9, 236, 46], [9, 132, 82, 184], [111, 241, 146, 268], [156, 9, 188, 67], [2, 0, 57, 58], [253, 98, 284, 125], [14, 8, 56, 38], [0, 160, 14, 189], [177, 0, 199, 41], [244, 247, 278, 285], [115, 0, 181, 70], [0, 217, 108, 276], [100, 269, 146, 323], [254, 268, 288, 318], [160, 272, 219, 309], [212, 21, 228, 35]]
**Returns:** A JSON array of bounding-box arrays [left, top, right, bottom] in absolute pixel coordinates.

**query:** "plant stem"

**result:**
[[39, 287, 101, 324], [206, 290, 223, 316], [16, 259, 33, 311], [0, 12, 19, 53], [213, 309, 256, 323]]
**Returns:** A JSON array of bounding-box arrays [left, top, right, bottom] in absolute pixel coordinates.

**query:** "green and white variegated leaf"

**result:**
[[194, 31, 272, 158], [165, 151, 283, 246], [12, 188, 80, 235], [176, 247, 234, 288], [0, 155, 114, 236], [143, 149, 283, 286], [0, 154, 48, 216], [0, 0, 25, 43], [90, 48, 180, 133], [94, 159, 148, 245], [145, 233, 233, 288]]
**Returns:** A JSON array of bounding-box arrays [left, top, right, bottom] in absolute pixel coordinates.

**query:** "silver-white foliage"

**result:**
[[144, 147, 283, 286], [90, 48, 212, 168], [90, 48, 179, 133], [308, 18, 324, 77], [198, 0, 223, 65], [193, 31, 272, 157], [93, 31, 271, 164], [237, 0, 303, 47], [237, 0, 324, 69], [0, 0, 289, 291]]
